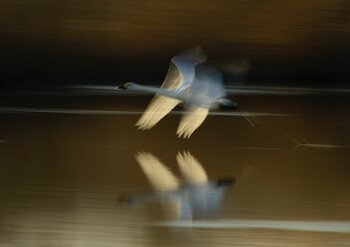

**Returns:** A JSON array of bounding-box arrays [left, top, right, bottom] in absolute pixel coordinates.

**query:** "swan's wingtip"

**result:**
[[177, 131, 192, 139], [177, 130, 184, 139], [135, 123, 151, 130], [135, 151, 151, 159]]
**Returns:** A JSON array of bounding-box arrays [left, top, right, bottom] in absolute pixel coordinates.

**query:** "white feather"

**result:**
[[135, 152, 180, 192], [136, 96, 180, 129], [177, 107, 209, 138], [176, 151, 208, 184]]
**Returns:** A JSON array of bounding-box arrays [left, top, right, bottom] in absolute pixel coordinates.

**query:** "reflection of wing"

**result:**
[[162, 198, 192, 221], [176, 107, 209, 138], [135, 152, 180, 192], [135, 95, 180, 130], [176, 152, 208, 185]]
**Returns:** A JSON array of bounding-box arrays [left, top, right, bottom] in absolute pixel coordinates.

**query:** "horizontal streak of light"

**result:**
[[70, 85, 350, 96], [226, 86, 350, 95], [2, 86, 350, 97], [299, 143, 350, 148], [154, 219, 350, 233], [229, 146, 284, 150], [278, 129, 350, 149], [0, 107, 294, 117]]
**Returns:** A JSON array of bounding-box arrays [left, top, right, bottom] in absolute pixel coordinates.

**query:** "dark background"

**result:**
[[0, 0, 349, 89]]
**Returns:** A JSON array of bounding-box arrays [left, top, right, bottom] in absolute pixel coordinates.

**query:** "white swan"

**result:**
[[124, 151, 235, 221], [118, 46, 237, 138]]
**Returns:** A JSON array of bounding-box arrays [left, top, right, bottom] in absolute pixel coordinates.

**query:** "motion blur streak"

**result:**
[[66, 85, 350, 96], [0, 107, 294, 117], [155, 220, 350, 233]]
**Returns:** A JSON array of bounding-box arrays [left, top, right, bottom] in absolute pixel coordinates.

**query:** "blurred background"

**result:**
[[0, 0, 349, 89], [1, 1, 350, 246]]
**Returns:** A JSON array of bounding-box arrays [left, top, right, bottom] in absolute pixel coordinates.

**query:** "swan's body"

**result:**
[[124, 152, 234, 221], [119, 46, 237, 138]]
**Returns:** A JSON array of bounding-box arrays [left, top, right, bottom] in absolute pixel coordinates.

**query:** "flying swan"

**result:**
[[118, 46, 237, 138]]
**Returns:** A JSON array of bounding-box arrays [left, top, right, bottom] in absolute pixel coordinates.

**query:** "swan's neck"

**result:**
[[132, 83, 179, 99]]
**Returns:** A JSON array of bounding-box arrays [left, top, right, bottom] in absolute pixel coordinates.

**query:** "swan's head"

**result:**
[[117, 82, 135, 90], [219, 98, 238, 110]]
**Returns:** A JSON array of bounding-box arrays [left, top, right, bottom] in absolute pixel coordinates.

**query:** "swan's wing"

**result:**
[[160, 62, 184, 90], [176, 151, 208, 185], [162, 46, 208, 90], [172, 46, 207, 68], [176, 107, 209, 138], [135, 47, 206, 129], [135, 95, 181, 130], [135, 152, 180, 192], [192, 63, 227, 101]]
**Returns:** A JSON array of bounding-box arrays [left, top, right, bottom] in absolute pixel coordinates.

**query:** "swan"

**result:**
[[118, 46, 237, 138], [120, 151, 235, 221]]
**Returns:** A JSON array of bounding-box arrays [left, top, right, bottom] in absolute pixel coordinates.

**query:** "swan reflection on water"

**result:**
[[118, 46, 238, 138], [119, 152, 235, 221]]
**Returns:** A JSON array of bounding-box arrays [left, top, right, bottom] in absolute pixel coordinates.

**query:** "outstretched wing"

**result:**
[[176, 151, 208, 185], [135, 152, 180, 192], [174, 63, 226, 138], [135, 62, 181, 130], [176, 107, 209, 138], [161, 46, 208, 91], [160, 62, 184, 90], [135, 96, 180, 130], [135, 46, 206, 130]]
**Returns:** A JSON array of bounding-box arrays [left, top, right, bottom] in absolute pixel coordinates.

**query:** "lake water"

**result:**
[[0, 91, 349, 246]]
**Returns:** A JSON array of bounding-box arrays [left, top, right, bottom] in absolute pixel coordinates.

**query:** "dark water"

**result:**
[[0, 92, 350, 246]]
